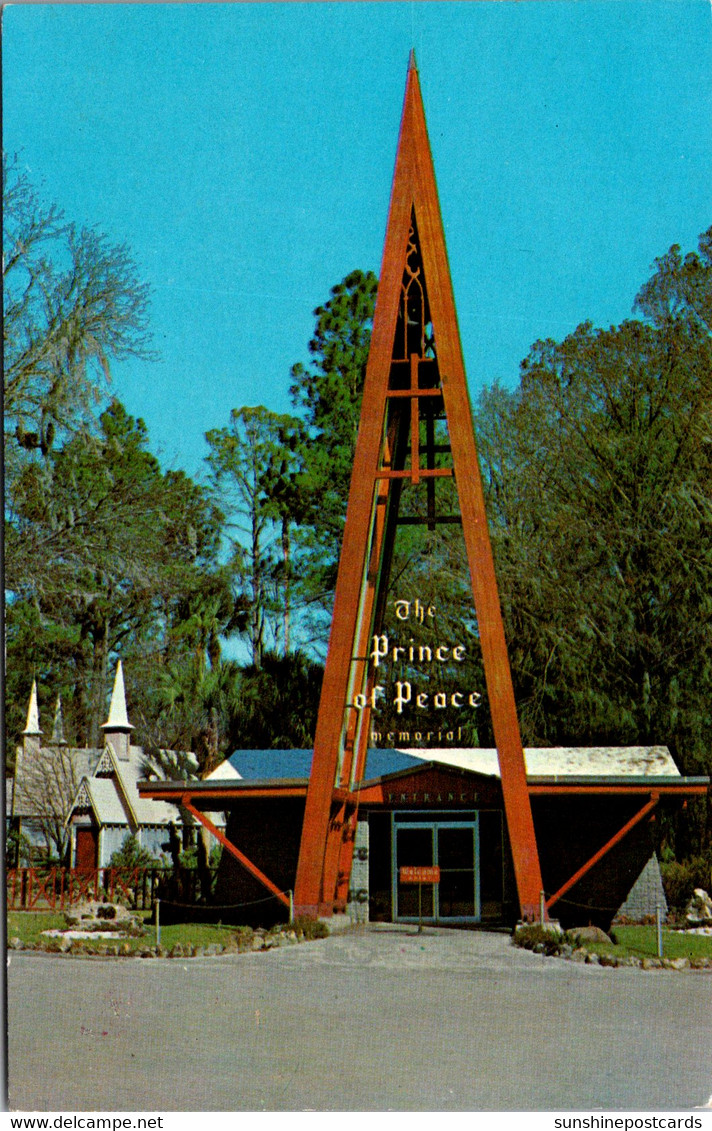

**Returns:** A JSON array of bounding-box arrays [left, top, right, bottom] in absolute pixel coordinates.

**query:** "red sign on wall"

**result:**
[[399, 866, 440, 884]]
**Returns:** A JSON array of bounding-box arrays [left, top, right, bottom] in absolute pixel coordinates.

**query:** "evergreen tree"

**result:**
[[289, 269, 378, 611], [475, 227, 712, 830], [206, 405, 309, 663], [6, 400, 223, 747]]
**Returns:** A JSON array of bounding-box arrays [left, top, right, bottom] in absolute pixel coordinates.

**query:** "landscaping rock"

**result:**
[[685, 888, 712, 926], [641, 956, 662, 969], [8, 937, 23, 950], [585, 952, 600, 965], [251, 936, 265, 951], [65, 901, 135, 928], [170, 943, 184, 958], [571, 926, 613, 945], [666, 957, 689, 971], [570, 948, 588, 963], [204, 943, 223, 957], [599, 954, 619, 967]]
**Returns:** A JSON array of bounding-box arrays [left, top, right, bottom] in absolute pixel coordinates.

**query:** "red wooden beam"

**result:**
[[293, 56, 422, 920], [139, 784, 308, 801], [181, 795, 290, 910], [528, 782, 707, 796], [403, 58, 545, 921], [546, 794, 659, 912]]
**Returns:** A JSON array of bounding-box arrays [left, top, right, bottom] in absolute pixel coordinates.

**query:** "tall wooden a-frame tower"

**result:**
[[294, 54, 545, 922]]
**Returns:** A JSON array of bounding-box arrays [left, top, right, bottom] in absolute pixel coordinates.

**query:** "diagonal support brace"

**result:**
[[546, 793, 659, 912], [181, 794, 290, 910]]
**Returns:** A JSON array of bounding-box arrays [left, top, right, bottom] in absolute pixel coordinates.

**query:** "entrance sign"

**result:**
[[400, 866, 440, 884], [293, 53, 545, 921]]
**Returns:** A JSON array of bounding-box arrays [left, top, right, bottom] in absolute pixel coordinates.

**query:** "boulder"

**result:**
[[571, 926, 613, 945], [65, 900, 134, 926], [685, 888, 712, 926]]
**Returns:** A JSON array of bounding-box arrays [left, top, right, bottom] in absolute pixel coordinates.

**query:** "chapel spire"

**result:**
[[50, 695, 67, 747], [22, 680, 42, 756], [101, 660, 133, 760]]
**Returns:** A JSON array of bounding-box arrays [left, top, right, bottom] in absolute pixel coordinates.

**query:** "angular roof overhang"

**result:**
[[138, 779, 310, 805], [138, 764, 708, 807]]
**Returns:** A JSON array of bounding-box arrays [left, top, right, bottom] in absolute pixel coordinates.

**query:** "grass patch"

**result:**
[[588, 925, 712, 962], [151, 918, 254, 950], [7, 911, 67, 947], [512, 922, 712, 964], [7, 910, 327, 955]]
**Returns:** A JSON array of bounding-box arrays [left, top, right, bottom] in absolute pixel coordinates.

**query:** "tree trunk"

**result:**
[[283, 519, 291, 655]]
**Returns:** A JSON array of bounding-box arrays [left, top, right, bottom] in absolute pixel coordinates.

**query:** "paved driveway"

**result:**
[[8, 925, 712, 1111]]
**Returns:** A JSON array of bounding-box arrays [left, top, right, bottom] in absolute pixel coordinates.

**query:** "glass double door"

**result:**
[[393, 817, 480, 923]]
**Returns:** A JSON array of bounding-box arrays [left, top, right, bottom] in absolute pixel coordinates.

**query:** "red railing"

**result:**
[[5, 867, 170, 911]]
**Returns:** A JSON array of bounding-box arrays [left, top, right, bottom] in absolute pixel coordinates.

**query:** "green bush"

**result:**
[[109, 833, 161, 873], [290, 915, 329, 940], [661, 856, 712, 912], [512, 924, 572, 956]]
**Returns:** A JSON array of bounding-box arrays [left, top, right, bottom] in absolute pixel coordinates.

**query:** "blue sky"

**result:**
[[4, 1, 712, 480]]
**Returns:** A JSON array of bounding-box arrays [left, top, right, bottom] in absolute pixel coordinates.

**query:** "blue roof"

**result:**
[[226, 748, 422, 782]]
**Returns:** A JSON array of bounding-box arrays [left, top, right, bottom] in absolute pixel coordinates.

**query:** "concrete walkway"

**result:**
[[8, 924, 712, 1111]]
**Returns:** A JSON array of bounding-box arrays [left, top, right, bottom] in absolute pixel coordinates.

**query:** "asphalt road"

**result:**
[[8, 925, 712, 1112]]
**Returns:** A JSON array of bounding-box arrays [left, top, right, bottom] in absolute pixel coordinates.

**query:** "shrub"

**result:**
[[661, 856, 712, 912], [290, 916, 329, 940], [512, 924, 571, 956], [108, 833, 161, 873]]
